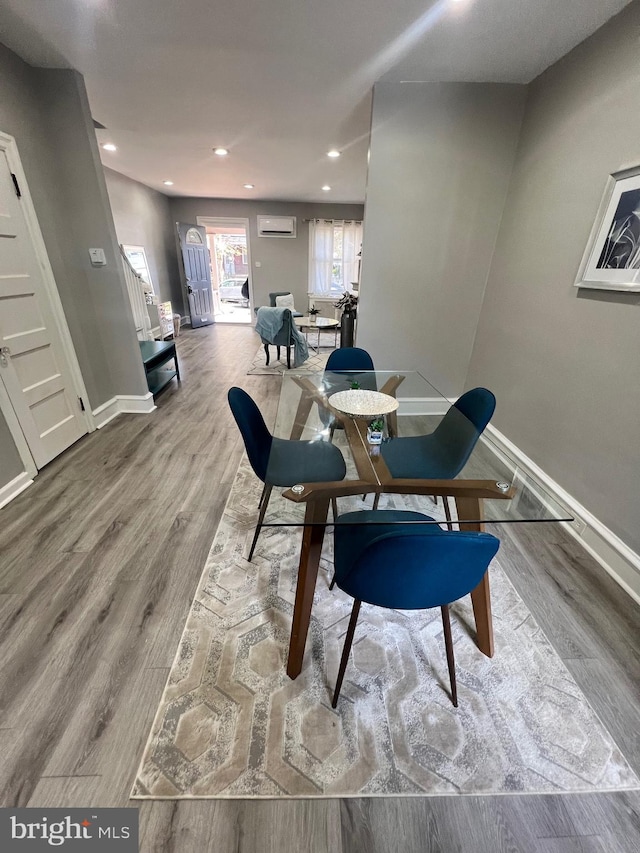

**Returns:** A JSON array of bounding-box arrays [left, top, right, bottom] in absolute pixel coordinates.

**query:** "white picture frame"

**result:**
[[575, 166, 640, 292]]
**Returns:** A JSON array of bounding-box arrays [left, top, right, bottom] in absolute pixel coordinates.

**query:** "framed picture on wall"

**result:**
[[575, 166, 640, 291]]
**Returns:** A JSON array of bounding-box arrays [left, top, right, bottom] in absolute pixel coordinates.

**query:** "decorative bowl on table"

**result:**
[[329, 389, 399, 419]]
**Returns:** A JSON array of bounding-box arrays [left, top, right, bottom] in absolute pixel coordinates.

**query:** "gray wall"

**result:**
[[0, 43, 147, 493], [104, 167, 182, 307], [169, 198, 364, 315], [357, 82, 526, 396], [33, 69, 148, 403], [467, 3, 640, 554], [0, 415, 23, 486]]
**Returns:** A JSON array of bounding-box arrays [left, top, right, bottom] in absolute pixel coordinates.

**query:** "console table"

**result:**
[[139, 340, 180, 398]]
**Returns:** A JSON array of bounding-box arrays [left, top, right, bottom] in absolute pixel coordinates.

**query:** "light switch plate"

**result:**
[[89, 248, 107, 266]]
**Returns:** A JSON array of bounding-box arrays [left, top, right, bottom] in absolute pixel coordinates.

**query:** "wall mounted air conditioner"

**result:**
[[257, 215, 296, 238]]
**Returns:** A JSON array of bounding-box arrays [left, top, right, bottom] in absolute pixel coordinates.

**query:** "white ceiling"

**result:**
[[0, 0, 631, 203]]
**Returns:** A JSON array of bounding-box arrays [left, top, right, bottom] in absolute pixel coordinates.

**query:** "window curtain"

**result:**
[[342, 220, 362, 291], [308, 219, 363, 297], [308, 219, 334, 297]]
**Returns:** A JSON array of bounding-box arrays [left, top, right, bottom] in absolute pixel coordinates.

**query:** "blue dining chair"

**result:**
[[228, 387, 347, 560], [379, 387, 496, 521], [322, 347, 377, 439], [331, 509, 500, 708], [325, 347, 374, 373]]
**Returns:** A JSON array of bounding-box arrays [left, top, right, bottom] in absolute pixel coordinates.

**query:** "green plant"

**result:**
[[350, 380, 360, 390], [309, 306, 320, 316], [369, 418, 384, 432]]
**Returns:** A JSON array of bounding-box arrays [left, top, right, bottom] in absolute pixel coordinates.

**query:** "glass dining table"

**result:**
[[258, 369, 573, 680]]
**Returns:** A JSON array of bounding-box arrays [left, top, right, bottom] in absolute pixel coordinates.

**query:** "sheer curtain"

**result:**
[[308, 219, 362, 297], [342, 220, 362, 290]]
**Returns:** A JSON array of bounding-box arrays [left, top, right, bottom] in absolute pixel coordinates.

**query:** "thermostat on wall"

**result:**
[[89, 248, 107, 266]]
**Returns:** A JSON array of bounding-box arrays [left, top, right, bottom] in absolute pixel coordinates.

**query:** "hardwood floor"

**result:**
[[0, 323, 638, 852]]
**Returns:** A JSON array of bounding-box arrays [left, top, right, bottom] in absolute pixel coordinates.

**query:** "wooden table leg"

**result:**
[[290, 389, 314, 440], [386, 410, 398, 439], [286, 498, 330, 678], [454, 496, 494, 658]]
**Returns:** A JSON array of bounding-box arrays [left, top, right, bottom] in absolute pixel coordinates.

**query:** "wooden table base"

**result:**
[[285, 490, 495, 679], [286, 497, 330, 679]]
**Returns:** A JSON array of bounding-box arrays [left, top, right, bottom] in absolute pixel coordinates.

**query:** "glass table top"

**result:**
[[259, 369, 574, 528]]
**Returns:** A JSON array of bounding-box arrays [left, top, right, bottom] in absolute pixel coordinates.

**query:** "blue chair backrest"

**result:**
[[428, 387, 495, 476], [337, 529, 500, 610], [326, 347, 374, 373], [453, 387, 496, 432], [227, 387, 273, 482]]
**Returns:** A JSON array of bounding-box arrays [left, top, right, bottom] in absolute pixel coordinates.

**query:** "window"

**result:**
[[308, 219, 362, 297], [122, 244, 154, 293]]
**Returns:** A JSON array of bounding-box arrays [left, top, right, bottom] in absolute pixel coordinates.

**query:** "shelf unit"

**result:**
[[139, 340, 180, 398]]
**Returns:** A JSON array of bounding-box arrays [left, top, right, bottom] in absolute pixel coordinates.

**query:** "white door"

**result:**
[[0, 143, 88, 469]]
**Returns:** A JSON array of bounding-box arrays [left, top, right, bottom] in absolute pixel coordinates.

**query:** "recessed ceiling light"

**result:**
[[243, 183, 255, 189], [327, 150, 341, 158], [213, 147, 229, 156], [322, 185, 331, 191], [102, 143, 117, 152], [163, 180, 174, 186]]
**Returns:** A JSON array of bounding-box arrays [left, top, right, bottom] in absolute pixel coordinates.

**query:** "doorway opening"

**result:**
[[199, 218, 252, 324]]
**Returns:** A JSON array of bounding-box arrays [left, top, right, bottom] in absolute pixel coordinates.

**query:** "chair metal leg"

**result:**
[[328, 495, 338, 589], [264, 343, 270, 366], [443, 496, 453, 530], [248, 484, 273, 562], [277, 345, 281, 360], [332, 599, 361, 708], [441, 604, 458, 707], [258, 482, 269, 510], [372, 493, 380, 511], [286, 347, 291, 369], [329, 423, 336, 442]]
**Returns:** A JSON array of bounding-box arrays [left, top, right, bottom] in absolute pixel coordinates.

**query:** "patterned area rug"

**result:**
[[246, 331, 337, 375], [132, 457, 639, 799]]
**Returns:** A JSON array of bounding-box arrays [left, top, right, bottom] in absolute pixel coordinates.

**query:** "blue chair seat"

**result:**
[[381, 430, 475, 479], [267, 436, 347, 486]]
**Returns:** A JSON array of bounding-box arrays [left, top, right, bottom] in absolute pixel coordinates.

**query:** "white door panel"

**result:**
[[0, 146, 87, 469]]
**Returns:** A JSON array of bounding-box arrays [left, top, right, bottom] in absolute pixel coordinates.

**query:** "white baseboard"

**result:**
[[92, 392, 156, 426], [485, 423, 640, 605], [116, 392, 156, 414], [0, 471, 33, 509], [92, 397, 120, 429], [397, 396, 449, 416]]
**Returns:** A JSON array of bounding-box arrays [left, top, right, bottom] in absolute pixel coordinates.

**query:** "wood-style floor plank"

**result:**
[[0, 323, 637, 853]]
